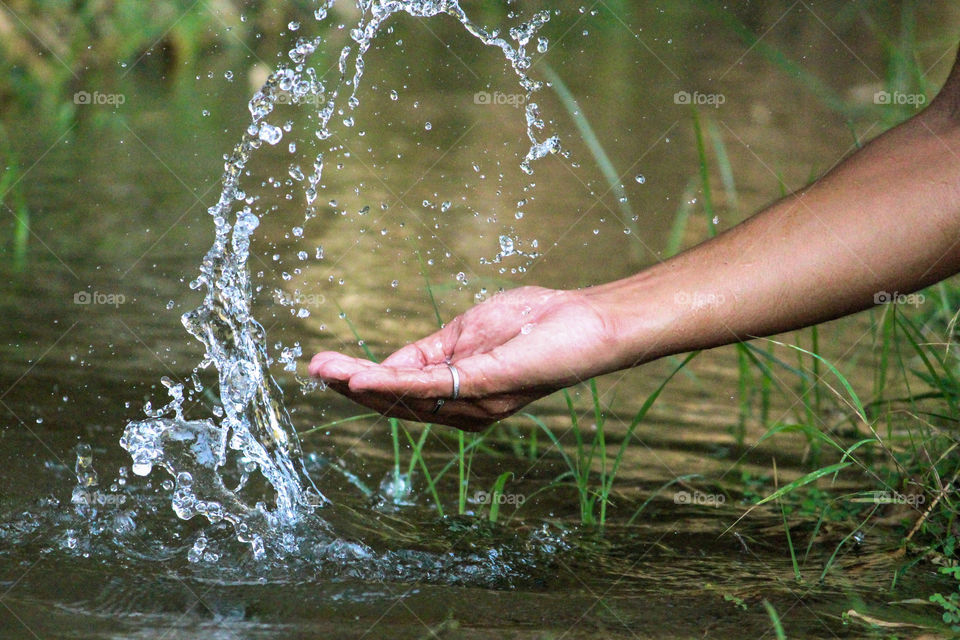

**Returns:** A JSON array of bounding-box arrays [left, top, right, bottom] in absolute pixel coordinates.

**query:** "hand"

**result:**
[[309, 286, 621, 431]]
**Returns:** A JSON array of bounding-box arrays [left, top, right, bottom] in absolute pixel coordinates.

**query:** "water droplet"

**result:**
[[635, 174, 646, 184], [64, 529, 78, 550], [258, 123, 283, 145], [499, 235, 515, 256]]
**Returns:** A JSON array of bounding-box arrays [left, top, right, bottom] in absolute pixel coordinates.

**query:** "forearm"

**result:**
[[588, 98, 960, 371]]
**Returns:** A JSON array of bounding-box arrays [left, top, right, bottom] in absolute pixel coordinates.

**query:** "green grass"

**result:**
[[931, 560, 960, 632], [525, 353, 698, 526], [544, 64, 639, 247], [0, 126, 30, 271], [763, 600, 788, 640]]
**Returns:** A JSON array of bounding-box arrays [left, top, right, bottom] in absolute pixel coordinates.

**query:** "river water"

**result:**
[[2, 2, 959, 637]]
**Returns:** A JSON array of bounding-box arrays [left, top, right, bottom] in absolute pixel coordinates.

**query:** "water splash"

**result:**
[[121, 0, 557, 558]]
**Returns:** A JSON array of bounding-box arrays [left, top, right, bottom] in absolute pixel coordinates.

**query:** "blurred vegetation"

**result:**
[[0, 1, 565, 115], [1, 0, 282, 127]]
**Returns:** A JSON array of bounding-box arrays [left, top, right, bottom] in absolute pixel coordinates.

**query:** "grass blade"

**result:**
[[766, 339, 866, 422], [488, 471, 514, 523], [755, 462, 851, 506], [762, 600, 788, 640], [542, 63, 635, 238]]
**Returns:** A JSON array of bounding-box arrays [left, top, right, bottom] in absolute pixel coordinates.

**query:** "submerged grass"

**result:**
[[0, 126, 30, 271], [525, 353, 698, 526], [543, 64, 639, 248]]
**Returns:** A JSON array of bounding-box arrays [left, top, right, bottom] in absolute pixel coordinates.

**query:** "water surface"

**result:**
[[2, 2, 959, 637]]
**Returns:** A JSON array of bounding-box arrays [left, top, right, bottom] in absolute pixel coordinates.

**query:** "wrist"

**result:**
[[580, 265, 694, 371]]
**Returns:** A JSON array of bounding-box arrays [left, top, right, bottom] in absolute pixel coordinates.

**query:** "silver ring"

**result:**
[[447, 363, 460, 400], [431, 398, 445, 414]]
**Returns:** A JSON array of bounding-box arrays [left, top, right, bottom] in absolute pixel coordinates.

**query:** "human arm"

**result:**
[[310, 53, 960, 431]]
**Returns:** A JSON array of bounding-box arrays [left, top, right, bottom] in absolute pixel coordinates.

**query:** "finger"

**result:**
[[379, 342, 432, 368], [350, 347, 525, 399], [347, 362, 458, 398], [308, 352, 378, 381], [380, 318, 462, 367]]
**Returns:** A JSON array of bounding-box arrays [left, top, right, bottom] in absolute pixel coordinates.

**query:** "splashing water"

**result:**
[[121, 0, 557, 558]]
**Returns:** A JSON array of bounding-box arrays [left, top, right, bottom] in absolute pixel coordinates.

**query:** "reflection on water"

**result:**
[[2, 1, 959, 637]]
